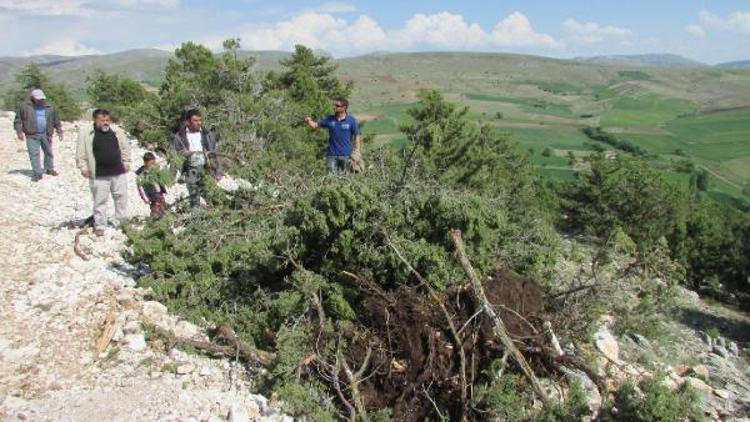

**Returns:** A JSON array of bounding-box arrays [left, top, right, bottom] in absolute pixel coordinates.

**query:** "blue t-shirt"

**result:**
[[34, 105, 47, 134], [318, 114, 359, 157]]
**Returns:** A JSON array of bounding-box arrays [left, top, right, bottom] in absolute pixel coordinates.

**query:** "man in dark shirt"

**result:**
[[304, 97, 362, 175], [173, 109, 221, 208], [76, 109, 131, 236]]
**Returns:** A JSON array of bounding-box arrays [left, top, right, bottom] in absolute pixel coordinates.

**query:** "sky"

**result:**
[[0, 0, 749, 64]]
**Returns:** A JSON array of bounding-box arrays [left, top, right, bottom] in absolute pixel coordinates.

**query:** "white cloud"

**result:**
[[684, 24, 705, 38], [240, 13, 344, 51], [31, 38, 101, 56], [317, 2, 356, 14], [562, 18, 634, 43], [0, 0, 90, 16], [392, 12, 487, 48], [236, 11, 559, 55], [344, 15, 387, 50], [699, 10, 750, 35], [492, 11, 562, 48]]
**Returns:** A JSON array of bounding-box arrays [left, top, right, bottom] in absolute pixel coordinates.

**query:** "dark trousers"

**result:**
[[326, 155, 351, 175], [185, 166, 206, 208], [26, 134, 54, 176]]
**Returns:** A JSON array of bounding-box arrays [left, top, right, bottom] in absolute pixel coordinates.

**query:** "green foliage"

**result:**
[[603, 376, 705, 421], [559, 154, 690, 270], [691, 169, 709, 191], [135, 164, 174, 188], [582, 126, 647, 156], [266, 44, 352, 119], [3, 63, 80, 120], [530, 381, 591, 422], [401, 91, 547, 218], [275, 382, 336, 421], [473, 372, 528, 420], [86, 70, 155, 123]]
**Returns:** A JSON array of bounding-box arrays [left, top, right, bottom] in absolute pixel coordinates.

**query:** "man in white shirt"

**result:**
[[173, 109, 221, 208]]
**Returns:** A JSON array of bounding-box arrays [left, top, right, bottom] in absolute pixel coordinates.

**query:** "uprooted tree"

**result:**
[[120, 42, 588, 418]]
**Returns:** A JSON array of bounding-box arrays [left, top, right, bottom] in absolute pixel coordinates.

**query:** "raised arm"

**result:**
[[304, 117, 320, 129]]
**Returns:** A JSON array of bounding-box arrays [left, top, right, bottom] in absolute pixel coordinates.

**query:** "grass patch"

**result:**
[[503, 127, 593, 151], [537, 167, 579, 181], [665, 109, 750, 162], [601, 95, 695, 127], [465, 93, 578, 119], [617, 70, 653, 81], [533, 81, 586, 95]]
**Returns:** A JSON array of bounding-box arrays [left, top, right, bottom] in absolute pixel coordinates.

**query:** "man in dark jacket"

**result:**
[[14, 89, 64, 181], [173, 109, 221, 208]]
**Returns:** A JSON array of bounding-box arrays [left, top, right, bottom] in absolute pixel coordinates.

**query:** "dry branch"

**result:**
[[150, 324, 275, 367], [450, 229, 551, 406]]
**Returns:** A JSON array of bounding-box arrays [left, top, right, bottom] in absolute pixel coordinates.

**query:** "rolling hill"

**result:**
[[573, 53, 707, 68], [717, 60, 750, 69]]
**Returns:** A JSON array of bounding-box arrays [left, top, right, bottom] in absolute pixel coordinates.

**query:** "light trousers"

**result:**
[[90, 173, 128, 228]]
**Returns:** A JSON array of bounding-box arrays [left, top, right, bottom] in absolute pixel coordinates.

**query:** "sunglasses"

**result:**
[[333, 103, 345, 108]]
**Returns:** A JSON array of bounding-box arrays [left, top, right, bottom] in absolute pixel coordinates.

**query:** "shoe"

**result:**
[[31, 174, 43, 182], [94, 228, 105, 237], [45, 169, 59, 176]]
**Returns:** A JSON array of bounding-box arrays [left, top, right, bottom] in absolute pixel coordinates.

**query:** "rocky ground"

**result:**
[[0, 113, 285, 421], [552, 239, 750, 420]]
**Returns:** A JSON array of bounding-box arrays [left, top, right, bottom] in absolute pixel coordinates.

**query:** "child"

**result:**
[[136, 152, 168, 218]]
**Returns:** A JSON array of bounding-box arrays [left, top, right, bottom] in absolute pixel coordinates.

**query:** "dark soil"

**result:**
[[347, 268, 547, 421]]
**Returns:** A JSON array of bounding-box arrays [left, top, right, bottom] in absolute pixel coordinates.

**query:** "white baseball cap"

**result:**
[[30, 89, 46, 100]]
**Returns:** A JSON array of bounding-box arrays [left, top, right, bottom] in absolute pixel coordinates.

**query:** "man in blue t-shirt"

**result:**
[[304, 97, 361, 175]]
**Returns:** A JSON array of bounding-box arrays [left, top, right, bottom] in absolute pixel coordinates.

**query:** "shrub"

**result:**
[[603, 376, 705, 421]]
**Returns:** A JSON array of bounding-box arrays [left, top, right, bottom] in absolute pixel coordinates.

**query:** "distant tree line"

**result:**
[[582, 126, 647, 156]]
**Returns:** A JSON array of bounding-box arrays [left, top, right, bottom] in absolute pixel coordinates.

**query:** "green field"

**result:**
[[600, 95, 695, 127]]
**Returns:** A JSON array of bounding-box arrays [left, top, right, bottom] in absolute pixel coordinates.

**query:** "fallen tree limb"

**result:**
[[150, 324, 275, 367], [450, 229, 551, 406]]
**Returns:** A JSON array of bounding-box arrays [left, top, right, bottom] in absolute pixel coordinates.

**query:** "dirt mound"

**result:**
[[349, 268, 546, 420]]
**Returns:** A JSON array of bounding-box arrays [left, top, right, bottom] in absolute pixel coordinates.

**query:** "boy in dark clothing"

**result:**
[[136, 152, 167, 218]]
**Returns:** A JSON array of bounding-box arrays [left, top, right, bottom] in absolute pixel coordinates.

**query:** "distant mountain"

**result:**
[[574, 54, 707, 68], [716, 60, 750, 69], [0, 48, 291, 93]]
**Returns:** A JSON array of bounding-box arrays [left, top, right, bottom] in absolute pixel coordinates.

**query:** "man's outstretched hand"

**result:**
[[304, 117, 318, 128]]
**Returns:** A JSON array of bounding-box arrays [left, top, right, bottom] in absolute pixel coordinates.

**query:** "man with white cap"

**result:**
[[13, 88, 63, 181]]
